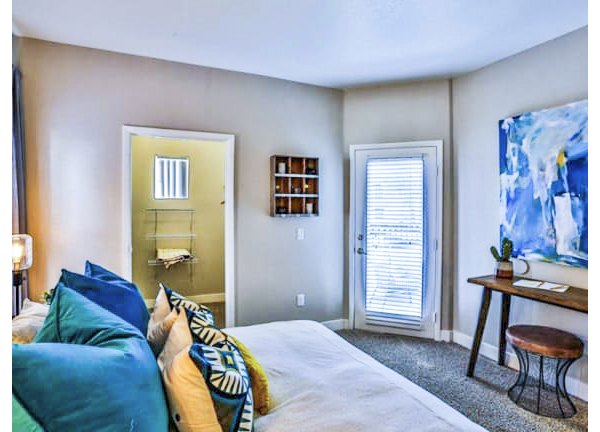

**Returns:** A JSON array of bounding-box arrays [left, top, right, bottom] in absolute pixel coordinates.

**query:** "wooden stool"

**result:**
[[506, 325, 583, 418]]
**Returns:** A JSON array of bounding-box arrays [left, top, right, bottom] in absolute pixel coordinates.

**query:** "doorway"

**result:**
[[349, 141, 443, 339], [122, 126, 235, 327]]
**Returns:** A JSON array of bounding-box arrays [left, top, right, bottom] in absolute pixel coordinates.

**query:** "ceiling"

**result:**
[[12, 0, 587, 88]]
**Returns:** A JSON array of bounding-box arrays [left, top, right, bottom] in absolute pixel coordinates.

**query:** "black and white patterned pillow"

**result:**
[[189, 340, 253, 432], [160, 283, 215, 326]]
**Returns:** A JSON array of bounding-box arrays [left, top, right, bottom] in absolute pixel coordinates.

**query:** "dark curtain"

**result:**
[[13, 65, 28, 310]]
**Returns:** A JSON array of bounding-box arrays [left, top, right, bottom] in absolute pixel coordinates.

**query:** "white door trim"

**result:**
[[122, 125, 236, 327], [348, 140, 443, 340]]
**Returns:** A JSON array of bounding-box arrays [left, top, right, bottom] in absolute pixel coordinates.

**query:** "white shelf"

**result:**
[[148, 257, 198, 266], [274, 193, 319, 198], [145, 208, 195, 212], [274, 173, 319, 179], [273, 213, 318, 218], [145, 233, 197, 240]]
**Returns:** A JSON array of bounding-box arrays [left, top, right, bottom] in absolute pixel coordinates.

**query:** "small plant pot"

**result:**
[[496, 261, 514, 279]]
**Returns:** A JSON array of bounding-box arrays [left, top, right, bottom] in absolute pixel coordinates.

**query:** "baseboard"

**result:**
[[451, 330, 588, 402], [321, 319, 350, 331], [439, 330, 452, 342], [144, 292, 225, 308]]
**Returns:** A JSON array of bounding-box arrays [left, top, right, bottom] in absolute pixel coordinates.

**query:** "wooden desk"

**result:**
[[466, 275, 588, 377]]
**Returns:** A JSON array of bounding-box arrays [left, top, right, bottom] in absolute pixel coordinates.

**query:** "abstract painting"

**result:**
[[499, 100, 588, 268]]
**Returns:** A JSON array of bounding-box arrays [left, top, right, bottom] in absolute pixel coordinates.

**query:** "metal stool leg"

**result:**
[[536, 356, 544, 414], [558, 358, 577, 417], [508, 346, 529, 405]]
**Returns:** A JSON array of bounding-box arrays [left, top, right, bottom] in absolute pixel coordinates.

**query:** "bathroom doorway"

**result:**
[[122, 126, 235, 327]]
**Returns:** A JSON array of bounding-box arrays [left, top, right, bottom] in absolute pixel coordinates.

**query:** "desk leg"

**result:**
[[498, 293, 511, 366], [467, 287, 492, 377]]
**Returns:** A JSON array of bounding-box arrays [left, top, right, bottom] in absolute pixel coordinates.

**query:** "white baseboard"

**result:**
[[451, 330, 587, 402], [144, 292, 225, 308], [321, 319, 350, 331], [440, 330, 452, 342]]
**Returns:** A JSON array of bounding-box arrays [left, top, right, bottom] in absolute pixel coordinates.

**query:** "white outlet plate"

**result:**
[[296, 228, 304, 240], [296, 294, 305, 307]]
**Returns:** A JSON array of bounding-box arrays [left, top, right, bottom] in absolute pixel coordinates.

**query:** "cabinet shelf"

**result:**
[[274, 173, 319, 179], [274, 193, 319, 198], [270, 155, 319, 217], [272, 213, 319, 218]]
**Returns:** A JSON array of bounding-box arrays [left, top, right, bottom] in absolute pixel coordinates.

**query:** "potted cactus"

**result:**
[[491, 238, 514, 279]]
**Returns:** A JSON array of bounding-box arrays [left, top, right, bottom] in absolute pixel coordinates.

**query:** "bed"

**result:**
[[226, 320, 487, 432]]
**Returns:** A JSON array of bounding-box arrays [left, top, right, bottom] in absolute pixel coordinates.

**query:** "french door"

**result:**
[[350, 142, 442, 339]]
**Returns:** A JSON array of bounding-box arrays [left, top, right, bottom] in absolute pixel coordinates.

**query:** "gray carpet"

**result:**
[[337, 330, 587, 432]]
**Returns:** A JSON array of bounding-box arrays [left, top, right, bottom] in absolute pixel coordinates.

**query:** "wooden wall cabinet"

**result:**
[[270, 155, 319, 217]]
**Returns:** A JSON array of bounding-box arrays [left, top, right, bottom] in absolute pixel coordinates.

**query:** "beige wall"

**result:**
[[21, 38, 344, 325], [131, 136, 225, 299], [453, 27, 587, 395], [343, 80, 453, 329]]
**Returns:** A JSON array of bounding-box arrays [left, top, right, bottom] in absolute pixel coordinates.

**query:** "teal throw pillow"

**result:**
[[14, 285, 168, 432]]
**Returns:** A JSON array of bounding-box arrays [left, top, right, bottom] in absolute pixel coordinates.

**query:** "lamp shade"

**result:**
[[12, 234, 33, 272]]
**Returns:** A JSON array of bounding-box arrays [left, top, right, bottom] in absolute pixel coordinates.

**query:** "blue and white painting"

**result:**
[[499, 100, 588, 268]]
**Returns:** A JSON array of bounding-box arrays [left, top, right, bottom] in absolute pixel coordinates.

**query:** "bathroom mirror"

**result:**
[[154, 155, 189, 199]]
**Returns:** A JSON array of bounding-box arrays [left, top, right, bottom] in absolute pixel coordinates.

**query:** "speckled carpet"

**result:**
[[337, 330, 587, 432]]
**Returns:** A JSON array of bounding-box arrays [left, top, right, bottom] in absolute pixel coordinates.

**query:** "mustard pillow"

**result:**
[[228, 335, 271, 415], [162, 347, 222, 432]]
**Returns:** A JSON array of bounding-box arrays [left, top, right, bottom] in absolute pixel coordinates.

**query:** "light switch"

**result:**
[[296, 227, 304, 240], [296, 294, 306, 307]]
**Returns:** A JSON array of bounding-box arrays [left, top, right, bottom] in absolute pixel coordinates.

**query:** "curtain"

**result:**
[[13, 65, 28, 310]]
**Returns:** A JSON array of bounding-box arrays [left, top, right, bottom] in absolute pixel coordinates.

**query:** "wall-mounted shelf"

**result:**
[[148, 257, 199, 266], [145, 233, 197, 240], [270, 155, 319, 217], [273, 173, 319, 179], [145, 208, 196, 270], [274, 193, 319, 198]]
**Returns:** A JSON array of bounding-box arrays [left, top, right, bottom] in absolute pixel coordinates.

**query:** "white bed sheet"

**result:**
[[226, 320, 487, 432]]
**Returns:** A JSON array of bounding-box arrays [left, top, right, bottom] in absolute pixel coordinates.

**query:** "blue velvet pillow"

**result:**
[[14, 285, 168, 432], [84, 260, 136, 289], [59, 269, 149, 335]]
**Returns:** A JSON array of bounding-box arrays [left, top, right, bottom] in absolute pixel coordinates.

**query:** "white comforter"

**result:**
[[226, 320, 487, 432]]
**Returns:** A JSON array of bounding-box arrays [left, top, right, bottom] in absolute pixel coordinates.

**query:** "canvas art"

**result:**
[[499, 100, 588, 268]]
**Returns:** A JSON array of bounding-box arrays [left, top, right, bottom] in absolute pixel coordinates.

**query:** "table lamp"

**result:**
[[12, 234, 33, 315]]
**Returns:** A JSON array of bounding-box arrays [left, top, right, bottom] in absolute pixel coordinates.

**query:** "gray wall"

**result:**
[[20, 38, 344, 326], [13, 35, 20, 66], [453, 27, 588, 393], [343, 80, 453, 329]]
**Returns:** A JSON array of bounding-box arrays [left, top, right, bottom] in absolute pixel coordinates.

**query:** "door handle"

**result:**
[[356, 247, 367, 255]]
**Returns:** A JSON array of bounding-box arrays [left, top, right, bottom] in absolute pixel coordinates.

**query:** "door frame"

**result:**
[[122, 125, 236, 327], [348, 141, 443, 340]]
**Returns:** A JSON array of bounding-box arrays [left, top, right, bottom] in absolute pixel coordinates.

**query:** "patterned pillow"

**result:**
[[186, 309, 227, 346], [189, 342, 254, 432], [162, 283, 215, 326]]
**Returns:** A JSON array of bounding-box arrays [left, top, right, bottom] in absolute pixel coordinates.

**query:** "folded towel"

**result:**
[[156, 249, 194, 269], [157, 249, 191, 261]]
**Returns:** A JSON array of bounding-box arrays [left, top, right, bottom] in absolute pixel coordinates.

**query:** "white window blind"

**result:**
[[364, 157, 425, 327]]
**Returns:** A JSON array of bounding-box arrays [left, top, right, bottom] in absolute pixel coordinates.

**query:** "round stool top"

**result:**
[[506, 325, 583, 359]]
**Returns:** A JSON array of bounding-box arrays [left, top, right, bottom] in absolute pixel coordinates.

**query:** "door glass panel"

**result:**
[[364, 157, 425, 326]]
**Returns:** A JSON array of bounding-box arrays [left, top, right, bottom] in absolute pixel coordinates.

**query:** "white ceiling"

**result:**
[[12, 0, 587, 88]]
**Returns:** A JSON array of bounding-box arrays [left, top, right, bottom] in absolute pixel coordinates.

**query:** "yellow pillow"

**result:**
[[228, 335, 271, 415], [162, 347, 222, 432]]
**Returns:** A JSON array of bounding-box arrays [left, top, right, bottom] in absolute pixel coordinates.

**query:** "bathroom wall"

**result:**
[[131, 135, 225, 300]]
